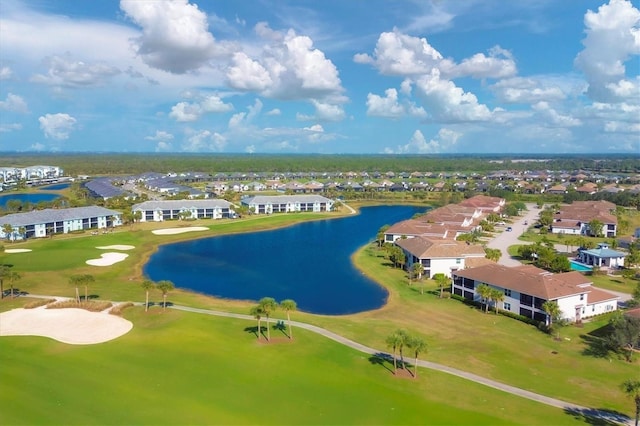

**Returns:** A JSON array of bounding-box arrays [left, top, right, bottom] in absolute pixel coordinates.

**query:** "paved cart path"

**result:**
[[169, 304, 632, 426]]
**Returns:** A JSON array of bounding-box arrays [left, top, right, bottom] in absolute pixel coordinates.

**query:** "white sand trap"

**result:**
[[96, 245, 135, 250], [86, 252, 129, 266], [152, 226, 208, 235], [4, 249, 32, 253], [0, 307, 133, 345]]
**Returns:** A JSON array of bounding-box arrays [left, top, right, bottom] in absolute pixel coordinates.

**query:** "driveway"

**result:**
[[486, 203, 541, 266]]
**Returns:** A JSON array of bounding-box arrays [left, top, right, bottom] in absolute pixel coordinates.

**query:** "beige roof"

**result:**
[[556, 200, 617, 225], [459, 195, 504, 210], [386, 220, 449, 238], [452, 263, 613, 300], [396, 237, 485, 259]]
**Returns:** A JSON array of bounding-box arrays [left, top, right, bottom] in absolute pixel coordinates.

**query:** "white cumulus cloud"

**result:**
[[226, 23, 346, 118], [145, 130, 174, 142], [393, 128, 462, 154], [30, 54, 120, 87], [0, 66, 13, 80], [38, 113, 77, 140], [0, 93, 29, 113], [169, 94, 233, 122], [120, 0, 221, 74], [574, 0, 640, 102]]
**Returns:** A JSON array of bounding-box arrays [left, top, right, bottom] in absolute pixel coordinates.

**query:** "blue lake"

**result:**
[[144, 205, 425, 315], [0, 193, 61, 208], [40, 183, 71, 190]]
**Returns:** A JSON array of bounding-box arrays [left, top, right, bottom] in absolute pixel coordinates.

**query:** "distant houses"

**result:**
[[551, 200, 618, 237], [0, 206, 121, 240]]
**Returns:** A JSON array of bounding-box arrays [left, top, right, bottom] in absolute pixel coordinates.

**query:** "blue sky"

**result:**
[[0, 0, 638, 154]]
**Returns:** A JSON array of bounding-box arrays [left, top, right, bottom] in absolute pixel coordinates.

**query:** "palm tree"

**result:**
[[6, 270, 21, 298], [433, 273, 449, 298], [490, 288, 504, 314], [476, 283, 492, 313], [2, 223, 14, 243], [621, 380, 640, 426], [69, 274, 84, 303], [250, 305, 265, 340], [156, 280, 175, 310], [258, 297, 278, 341], [18, 227, 26, 240], [411, 263, 424, 289], [542, 300, 561, 328], [408, 336, 427, 379], [393, 329, 410, 370], [0, 264, 9, 299], [81, 274, 95, 302], [141, 278, 156, 312], [386, 331, 401, 373], [279, 299, 297, 339]]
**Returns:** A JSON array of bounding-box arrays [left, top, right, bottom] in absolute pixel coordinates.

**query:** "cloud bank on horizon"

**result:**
[[0, 0, 638, 154]]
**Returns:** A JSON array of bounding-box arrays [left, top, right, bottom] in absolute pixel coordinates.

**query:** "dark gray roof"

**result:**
[[0, 206, 121, 227], [85, 178, 125, 198]]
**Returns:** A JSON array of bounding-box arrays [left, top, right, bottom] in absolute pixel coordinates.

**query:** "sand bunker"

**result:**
[[0, 306, 133, 345], [4, 249, 32, 253], [86, 252, 129, 266], [152, 226, 208, 235], [96, 245, 135, 250]]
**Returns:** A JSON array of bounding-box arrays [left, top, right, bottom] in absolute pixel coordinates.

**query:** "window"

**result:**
[[504, 302, 511, 311], [580, 294, 584, 301], [504, 289, 512, 297], [456, 258, 461, 264], [592, 305, 595, 312]]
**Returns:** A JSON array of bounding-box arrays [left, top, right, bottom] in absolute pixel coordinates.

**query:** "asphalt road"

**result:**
[[486, 203, 542, 266]]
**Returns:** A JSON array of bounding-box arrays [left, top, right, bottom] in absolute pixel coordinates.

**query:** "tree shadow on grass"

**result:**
[[368, 352, 393, 373], [244, 325, 265, 340], [580, 334, 612, 358], [273, 321, 288, 337], [564, 407, 631, 426]]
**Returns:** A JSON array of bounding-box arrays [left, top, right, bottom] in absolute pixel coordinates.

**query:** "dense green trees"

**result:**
[[607, 313, 640, 362], [621, 380, 640, 426]]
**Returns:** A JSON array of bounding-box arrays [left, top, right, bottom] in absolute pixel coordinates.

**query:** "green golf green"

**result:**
[[0, 307, 582, 425]]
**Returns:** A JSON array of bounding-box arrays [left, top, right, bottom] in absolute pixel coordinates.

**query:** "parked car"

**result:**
[[506, 227, 513, 232]]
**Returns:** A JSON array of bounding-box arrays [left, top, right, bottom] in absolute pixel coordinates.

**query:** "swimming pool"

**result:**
[[570, 260, 592, 272]]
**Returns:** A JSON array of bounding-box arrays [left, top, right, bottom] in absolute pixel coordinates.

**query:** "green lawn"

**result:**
[[0, 307, 584, 425], [0, 213, 637, 422]]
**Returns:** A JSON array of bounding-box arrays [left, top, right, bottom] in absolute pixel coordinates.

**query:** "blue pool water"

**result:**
[[144, 205, 425, 315], [570, 260, 592, 272], [0, 192, 62, 209]]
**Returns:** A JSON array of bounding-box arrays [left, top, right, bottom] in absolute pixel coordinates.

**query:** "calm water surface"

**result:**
[[144, 205, 424, 315], [40, 183, 71, 190], [0, 193, 61, 208]]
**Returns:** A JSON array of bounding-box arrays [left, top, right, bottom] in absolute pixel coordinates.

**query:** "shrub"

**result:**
[[109, 302, 134, 316], [23, 299, 56, 309], [47, 300, 112, 312]]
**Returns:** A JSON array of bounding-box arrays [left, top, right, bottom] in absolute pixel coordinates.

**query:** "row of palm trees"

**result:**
[[385, 329, 427, 378], [140, 278, 175, 311], [250, 297, 297, 341], [475, 283, 505, 314]]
